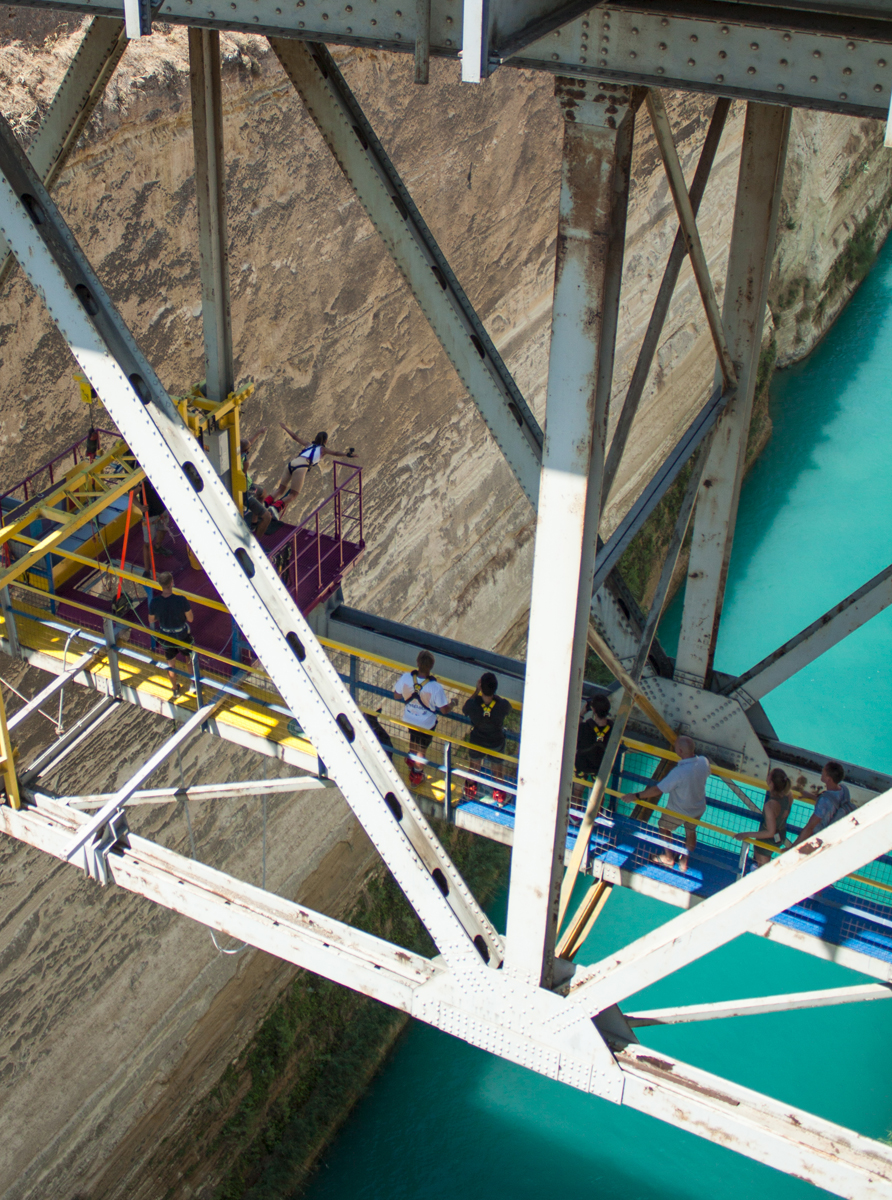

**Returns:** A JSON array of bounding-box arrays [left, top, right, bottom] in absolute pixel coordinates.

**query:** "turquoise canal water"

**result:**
[[302, 242, 892, 1199]]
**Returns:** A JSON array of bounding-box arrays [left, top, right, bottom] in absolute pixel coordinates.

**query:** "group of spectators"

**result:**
[[389, 653, 858, 875]]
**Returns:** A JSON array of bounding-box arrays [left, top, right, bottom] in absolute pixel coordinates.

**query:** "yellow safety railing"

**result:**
[[4, 573, 891, 915]]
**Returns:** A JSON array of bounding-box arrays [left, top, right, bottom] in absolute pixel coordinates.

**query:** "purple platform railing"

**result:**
[[267, 460, 364, 609]]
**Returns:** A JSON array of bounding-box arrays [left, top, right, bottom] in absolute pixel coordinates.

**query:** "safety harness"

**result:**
[[403, 671, 437, 714], [288, 443, 323, 473]]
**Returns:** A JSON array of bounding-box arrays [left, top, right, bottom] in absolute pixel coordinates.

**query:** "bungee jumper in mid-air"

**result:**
[[268, 423, 356, 519]]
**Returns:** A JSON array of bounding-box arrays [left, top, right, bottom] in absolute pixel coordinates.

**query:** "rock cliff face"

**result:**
[[1, 12, 891, 1197]]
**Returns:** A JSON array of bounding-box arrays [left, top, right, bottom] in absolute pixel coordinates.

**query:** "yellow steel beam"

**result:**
[[556, 880, 612, 961], [0, 441, 135, 545], [10, 534, 229, 613], [0, 467, 144, 590], [586, 622, 678, 746], [0, 687, 20, 810]]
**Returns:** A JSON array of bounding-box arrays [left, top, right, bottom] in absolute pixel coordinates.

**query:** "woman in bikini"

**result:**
[[735, 767, 795, 867], [269, 424, 356, 518]]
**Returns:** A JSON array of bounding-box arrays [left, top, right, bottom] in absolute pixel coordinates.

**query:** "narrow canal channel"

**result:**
[[301, 237, 892, 1200]]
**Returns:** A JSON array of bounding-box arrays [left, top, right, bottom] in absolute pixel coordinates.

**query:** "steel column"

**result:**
[[0, 586, 19, 656], [505, 80, 635, 989], [414, 0, 431, 83], [723, 563, 892, 707], [102, 616, 122, 698], [189, 28, 235, 403], [676, 104, 791, 687], [0, 16, 127, 291], [560, 445, 709, 925]]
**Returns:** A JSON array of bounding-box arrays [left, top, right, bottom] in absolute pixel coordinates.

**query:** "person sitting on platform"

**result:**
[[393, 651, 454, 788], [621, 735, 709, 873], [734, 767, 794, 867], [575, 694, 613, 778], [268, 425, 356, 518], [240, 428, 274, 537], [148, 571, 194, 697], [792, 761, 855, 846], [462, 673, 513, 805]]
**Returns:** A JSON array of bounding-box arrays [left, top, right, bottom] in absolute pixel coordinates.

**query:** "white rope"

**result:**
[[0, 676, 59, 729], [177, 747, 268, 956]]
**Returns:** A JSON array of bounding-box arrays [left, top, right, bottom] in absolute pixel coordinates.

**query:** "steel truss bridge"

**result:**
[[1, 1, 892, 1195]]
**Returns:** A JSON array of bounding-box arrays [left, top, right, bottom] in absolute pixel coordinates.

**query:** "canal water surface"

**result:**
[[301, 237, 892, 1199]]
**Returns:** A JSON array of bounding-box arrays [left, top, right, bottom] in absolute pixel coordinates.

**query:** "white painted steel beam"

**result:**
[[0, 16, 127, 290], [269, 37, 543, 506], [617, 1044, 892, 1200], [506, 81, 636, 989], [569, 787, 892, 1015], [7, 648, 104, 730], [724, 564, 892, 707], [0, 111, 502, 973], [59, 776, 332, 807], [626, 983, 892, 1026], [675, 104, 791, 687], [1, 794, 439, 1010], [189, 29, 235, 402]]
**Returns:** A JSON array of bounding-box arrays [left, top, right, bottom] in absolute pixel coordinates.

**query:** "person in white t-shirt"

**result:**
[[393, 651, 455, 787], [622, 735, 709, 873]]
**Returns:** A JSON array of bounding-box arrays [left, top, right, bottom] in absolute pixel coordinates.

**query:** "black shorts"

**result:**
[[467, 731, 506, 762], [408, 728, 434, 750], [158, 629, 194, 660]]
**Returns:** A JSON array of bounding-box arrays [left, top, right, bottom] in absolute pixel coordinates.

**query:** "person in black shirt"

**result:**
[[575, 694, 613, 778], [148, 571, 194, 695], [462, 673, 513, 805]]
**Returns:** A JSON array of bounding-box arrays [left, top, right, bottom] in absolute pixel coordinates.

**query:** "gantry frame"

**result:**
[[1, 5, 892, 1196]]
